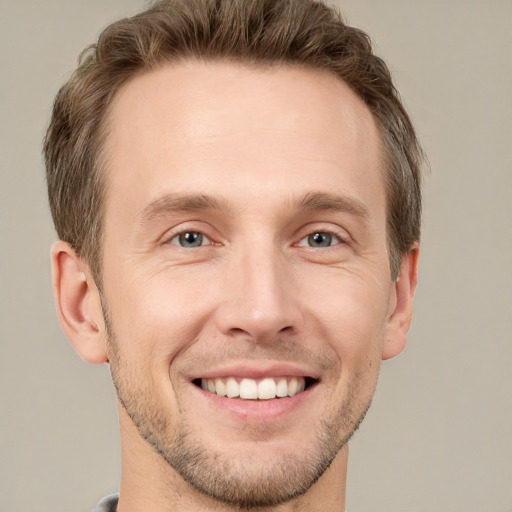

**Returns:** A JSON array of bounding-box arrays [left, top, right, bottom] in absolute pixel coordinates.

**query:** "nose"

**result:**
[[214, 242, 301, 344]]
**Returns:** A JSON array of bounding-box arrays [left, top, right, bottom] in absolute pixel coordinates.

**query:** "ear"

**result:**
[[50, 240, 108, 364], [382, 244, 419, 360]]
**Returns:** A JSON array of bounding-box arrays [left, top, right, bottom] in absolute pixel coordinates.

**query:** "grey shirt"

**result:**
[[92, 494, 118, 512]]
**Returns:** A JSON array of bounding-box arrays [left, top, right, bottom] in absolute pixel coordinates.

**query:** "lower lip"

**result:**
[[193, 383, 316, 422]]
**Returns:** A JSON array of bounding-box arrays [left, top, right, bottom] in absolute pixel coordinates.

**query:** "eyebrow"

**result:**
[[138, 190, 370, 224], [138, 193, 225, 224], [296, 191, 371, 220]]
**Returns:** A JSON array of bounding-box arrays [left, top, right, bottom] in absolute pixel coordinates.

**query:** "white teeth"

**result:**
[[276, 378, 288, 397], [199, 376, 308, 400], [288, 377, 298, 396], [214, 378, 226, 397], [258, 378, 277, 400], [225, 377, 239, 398], [239, 378, 258, 399]]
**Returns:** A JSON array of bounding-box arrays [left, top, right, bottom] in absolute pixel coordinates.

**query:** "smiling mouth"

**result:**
[[193, 376, 318, 400]]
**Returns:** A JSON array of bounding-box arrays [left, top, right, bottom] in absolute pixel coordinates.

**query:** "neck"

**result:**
[[116, 406, 348, 512]]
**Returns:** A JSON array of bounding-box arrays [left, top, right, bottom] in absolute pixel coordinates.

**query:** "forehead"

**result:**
[[104, 61, 384, 222]]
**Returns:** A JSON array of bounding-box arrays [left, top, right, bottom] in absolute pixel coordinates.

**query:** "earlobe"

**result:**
[[50, 240, 108, 364], [382, 244, 419, 360]]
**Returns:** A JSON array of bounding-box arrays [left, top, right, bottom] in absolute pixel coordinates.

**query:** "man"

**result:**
[[44, 0, 423, 510]]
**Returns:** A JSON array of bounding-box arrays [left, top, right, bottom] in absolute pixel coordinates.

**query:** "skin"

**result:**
[[51, 62, 419, 512]]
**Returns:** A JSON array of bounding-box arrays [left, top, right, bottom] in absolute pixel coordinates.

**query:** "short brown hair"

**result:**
[[44, 0, 423, 282]]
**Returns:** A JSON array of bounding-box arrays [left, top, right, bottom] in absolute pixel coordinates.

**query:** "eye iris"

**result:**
[[179, 231, 203, 247], [308, 232, 332, 247]]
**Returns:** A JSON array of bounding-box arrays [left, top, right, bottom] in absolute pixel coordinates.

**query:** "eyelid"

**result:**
[[159, 221, 218, 246], [168, 231, 211, 247], [294, 225, 351, 248], [296, 232, 337, 248]]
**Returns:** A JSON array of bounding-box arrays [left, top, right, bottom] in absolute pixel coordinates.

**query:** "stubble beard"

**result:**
[[107, 330, 377, 509]]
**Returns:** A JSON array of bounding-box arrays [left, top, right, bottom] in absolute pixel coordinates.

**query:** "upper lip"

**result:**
[[188, 362, 321, 381]]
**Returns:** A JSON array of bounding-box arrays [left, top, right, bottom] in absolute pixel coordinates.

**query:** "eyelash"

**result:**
[[296, 231, 343, 248], [168, 230, 212, 248], [164, 226, 349, 250]]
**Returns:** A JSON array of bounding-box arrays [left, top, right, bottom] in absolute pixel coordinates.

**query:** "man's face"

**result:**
[[100, 62, 399, 506]]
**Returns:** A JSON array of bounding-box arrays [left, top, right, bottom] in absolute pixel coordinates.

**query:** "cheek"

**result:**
[[105, 268, 219, 367], [301, 268, 390, 360], [309, 269, 389, 323]]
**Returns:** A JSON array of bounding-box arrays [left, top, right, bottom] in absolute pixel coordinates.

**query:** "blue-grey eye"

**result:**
[[170, 231, 207, 248], [299, 232, 340, 248]]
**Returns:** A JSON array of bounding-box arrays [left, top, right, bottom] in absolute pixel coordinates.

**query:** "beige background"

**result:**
[[1, 1, 511, 511]]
